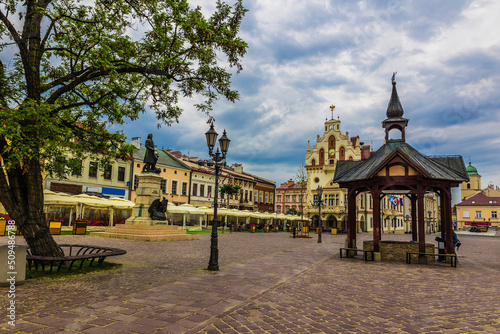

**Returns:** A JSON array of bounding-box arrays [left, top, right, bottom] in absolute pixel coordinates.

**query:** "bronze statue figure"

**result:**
[[149, 197, 168, 221], [142, 133, 160, 173]]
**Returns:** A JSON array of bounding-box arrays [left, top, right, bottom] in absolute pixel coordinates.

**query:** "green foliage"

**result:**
[[287, 208, 301, 216], [220, 182, 242, 196], [0, 0, 248, 176]]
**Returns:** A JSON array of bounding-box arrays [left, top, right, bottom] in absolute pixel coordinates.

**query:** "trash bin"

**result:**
[[331, 228, 337, 235], [435, 237, 445, 262]]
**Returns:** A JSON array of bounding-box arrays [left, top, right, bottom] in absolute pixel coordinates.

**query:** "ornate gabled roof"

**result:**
[[333, 140, 469, 183]]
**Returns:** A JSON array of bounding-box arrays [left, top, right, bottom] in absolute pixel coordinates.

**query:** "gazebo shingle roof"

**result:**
[[334, 140, 468, 183]]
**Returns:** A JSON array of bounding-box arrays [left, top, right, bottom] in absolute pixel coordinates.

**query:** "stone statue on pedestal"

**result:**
[[143, 133, 160, 173]]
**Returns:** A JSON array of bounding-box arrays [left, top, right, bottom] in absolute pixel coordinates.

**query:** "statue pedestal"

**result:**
[[126, 173, 162, 226], [90, 173, 198, 241]]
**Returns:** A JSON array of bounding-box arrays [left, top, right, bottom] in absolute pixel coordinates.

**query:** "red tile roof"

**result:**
[[457, 193, 500, 206]]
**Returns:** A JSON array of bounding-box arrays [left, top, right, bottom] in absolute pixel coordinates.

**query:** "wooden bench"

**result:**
[[73, 220, 87, 235], [27, 244, 127, 272], [406, 252, 457, 267], [340, 248, 374, 262]]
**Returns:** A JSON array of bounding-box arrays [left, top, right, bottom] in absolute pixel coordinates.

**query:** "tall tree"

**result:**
[[0, 0, 247, 256]]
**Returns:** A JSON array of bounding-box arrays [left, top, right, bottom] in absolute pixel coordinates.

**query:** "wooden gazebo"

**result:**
[[333, 74, 468, 257]]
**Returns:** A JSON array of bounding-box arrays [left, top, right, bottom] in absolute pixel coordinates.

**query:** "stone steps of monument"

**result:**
[[89, 231, 198, 242], [100, 226, 187, 235]]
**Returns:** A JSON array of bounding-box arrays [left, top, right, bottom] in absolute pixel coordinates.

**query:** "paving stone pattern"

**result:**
[[1, 231, 499, 333]]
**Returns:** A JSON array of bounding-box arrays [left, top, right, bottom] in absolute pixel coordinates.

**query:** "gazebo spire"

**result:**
[[382, 72, 408, 142], [386, 72, 404, 118]]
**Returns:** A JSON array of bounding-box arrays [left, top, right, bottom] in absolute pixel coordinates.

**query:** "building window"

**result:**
[[200, 184, 205, 197], [311, 159, 316, 166], [89, 162, 98, 178], [133, 174, 139, 190], [492, 211, 498, 219], [329, 135, 335, 149], [104, 165, 112, 180], [339, 146, 345, 160], [250, 191, 253, 202], [475, 211, 482, 218], [265, 193, 269, 203], [182, 182, 188, 196], [467, 183, 470, 189], [245, 190, 248, 201], [328, 195, 334, 206], [277, 195, 281, 203], [160, 179, 167, 194], [118, 167, 125, 181], [208, 186, 212, 198], [286, 196, 290, 202], [259, 191, 263, 203], [463, 210, 469, 218], [171, 181, 178, 195], [319, 148, 325, 165], [192, 183, 197, 196]]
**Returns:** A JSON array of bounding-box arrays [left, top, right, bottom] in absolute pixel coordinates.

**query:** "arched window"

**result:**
[[329, 136, 335, 149], [311, 159, 316, 166], [348, 156, 353, 161], [319, 148, 325, 165], [339, 147, 345, 160], [467, 183, 470, 189]]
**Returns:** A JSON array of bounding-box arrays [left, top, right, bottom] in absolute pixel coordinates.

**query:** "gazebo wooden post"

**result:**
[[439, 190, 445, 240], [417, 186, 426, 254], [347, 189, 357, 248], [443, 188, 454, 254], [411, 194, 417, 242], [372, 188, 381, 252]]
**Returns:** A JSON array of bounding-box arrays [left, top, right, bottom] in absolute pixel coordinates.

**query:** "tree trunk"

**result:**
[[0, 156, 63, 257]]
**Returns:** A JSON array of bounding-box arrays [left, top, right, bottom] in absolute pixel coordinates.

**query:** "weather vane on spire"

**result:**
[[330, 104, 335, 120], [392, 72, 397, 85]]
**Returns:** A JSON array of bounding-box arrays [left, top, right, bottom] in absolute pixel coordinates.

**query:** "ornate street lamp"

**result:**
[[205, 124, 230, 271], [317, 185, 323, 243]]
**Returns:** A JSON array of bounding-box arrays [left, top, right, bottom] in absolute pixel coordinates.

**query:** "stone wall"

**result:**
[[363, 240, 435, 262]]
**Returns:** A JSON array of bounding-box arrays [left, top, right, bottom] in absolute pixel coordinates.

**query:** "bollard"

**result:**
[[0, 245, 27, 287]]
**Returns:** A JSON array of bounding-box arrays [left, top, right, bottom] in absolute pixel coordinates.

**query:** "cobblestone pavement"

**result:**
[[1, 231, 499, 333]]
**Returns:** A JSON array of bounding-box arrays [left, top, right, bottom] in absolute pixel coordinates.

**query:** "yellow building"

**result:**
[[45, 155, 132, 198], [457, 163, 500, 229], [456, 193, 499, 229], [131, 145, 190, 205], [304, 108, 364, 230], [461, 161, 482, 200]]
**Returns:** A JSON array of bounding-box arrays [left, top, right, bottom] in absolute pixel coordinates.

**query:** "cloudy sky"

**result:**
[[116, 0, 499, 196], [4, 1, 498, 198]]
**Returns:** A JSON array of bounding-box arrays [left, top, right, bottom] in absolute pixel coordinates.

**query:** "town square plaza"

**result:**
[[1, 231, 499, 333]]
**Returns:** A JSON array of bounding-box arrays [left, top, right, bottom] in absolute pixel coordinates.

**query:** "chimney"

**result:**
[[288, 179, 294, 186], [231, 163, 243, 173], [131, 137, 141, 149]]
